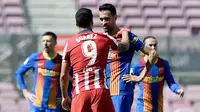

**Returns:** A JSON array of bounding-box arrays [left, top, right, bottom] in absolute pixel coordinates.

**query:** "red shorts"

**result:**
[[71, 88, 115, 112]]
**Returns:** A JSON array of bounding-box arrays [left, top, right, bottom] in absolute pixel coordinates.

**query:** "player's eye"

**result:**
[[99, 18, 103, 21], [104, 17, 109, 21], [150, 44, 157, 47]]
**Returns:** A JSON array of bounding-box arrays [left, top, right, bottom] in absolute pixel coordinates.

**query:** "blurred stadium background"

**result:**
[[0, 0, 200, 111]]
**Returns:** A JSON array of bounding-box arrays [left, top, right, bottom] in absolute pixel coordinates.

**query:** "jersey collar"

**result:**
[[43, 52, 57, 60], [78, 29, 93, 34]]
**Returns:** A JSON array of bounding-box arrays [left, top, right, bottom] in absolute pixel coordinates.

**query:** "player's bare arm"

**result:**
[[123, 54, 155, 82], [118, 31, 130, 52], [60, 61, 71, 111]]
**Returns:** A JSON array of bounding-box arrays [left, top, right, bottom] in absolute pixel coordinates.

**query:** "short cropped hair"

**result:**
[[42, 31, 57, 40], [75, 8, 93, 28], [143, 36, 156, 42], [99, 3, 117, 16], [140, 36, 157, 58]]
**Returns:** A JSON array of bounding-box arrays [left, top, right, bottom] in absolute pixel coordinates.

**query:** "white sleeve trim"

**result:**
[[104, 33, 119, 46]]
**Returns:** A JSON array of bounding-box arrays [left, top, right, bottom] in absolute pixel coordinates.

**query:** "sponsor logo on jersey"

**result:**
[[38, 68, 59, 76], [143, 76, 164, 83]]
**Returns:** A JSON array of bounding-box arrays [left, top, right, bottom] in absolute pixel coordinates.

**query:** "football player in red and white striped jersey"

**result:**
[[60, 8, 130, 112]]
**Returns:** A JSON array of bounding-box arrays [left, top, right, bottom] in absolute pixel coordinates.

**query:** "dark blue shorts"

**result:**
[[111, 95, 133, 112]]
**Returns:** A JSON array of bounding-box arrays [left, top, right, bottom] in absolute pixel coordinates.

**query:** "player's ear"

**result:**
[[91, 21, 93, 27], [55, 40, 57, 45], [114, 15, 117, 22]]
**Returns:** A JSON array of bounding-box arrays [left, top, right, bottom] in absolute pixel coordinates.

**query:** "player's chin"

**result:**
[[103, 27, 110, 32], [44, 49, 50, 53], [103, 28, 108, 33]]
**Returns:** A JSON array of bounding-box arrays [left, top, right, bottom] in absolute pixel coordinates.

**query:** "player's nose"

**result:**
[[152, 46, 156, 50], [102, 20, 108, 26]]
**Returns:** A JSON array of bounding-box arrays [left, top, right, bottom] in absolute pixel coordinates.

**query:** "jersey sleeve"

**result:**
[[62, 41, 70, 63], [15, 53, 37, 90], [164, 60, 180, 94], [129, 33, 145, 51], [104, 33, 119, 50]]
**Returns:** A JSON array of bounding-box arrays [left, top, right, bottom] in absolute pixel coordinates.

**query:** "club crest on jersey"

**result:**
[[55, 63, 60, 69], [159, 67, 164, 73]]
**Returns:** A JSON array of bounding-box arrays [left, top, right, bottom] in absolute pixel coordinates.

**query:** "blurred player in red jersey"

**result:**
[[16, 32, 62, 112], [123, 36, 184, 112], [98, 3, 157, 112], [60, 8, 130, 112]]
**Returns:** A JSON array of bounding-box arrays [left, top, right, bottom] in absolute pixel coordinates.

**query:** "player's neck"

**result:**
[[144, 56, 158, 64], [79, 27, 92, 32], [109, 26, 120, 36], [43, 51, 56, 58], [144, 56, 148, 62]]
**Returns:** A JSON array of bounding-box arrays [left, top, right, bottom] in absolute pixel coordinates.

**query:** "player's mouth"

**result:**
[[44, 46, 49, 50], [103, 25, 109, 29]]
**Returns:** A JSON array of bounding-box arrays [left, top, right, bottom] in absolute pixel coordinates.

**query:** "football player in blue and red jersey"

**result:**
[[123, 36, 184, 112], [98, 3, 157, 112], [16, 32, 62, 112]]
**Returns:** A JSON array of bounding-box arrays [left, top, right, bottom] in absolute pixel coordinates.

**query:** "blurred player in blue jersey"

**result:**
[[99, 3, 157, 112], [123, 36, 184, 112], [16, 32, 63, 112]]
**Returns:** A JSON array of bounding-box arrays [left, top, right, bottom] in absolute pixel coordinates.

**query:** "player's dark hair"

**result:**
[[75, 8, 93, 28], [140, 36, 157, 58], [42, 31, 57, 40], [99, 3, 117, 16], [143, 36, 156, 42]]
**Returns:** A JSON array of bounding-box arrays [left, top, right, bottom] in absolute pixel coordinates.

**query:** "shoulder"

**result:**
[[95, 32, 108, 38], [96, 32, 116, 42], [29, 52, 39, 59], [159, 58, 170, 68], [23, 52, 39, 65], [118, 28, 137, 36], [119, 28, 131, 33], [133, 59, 143, 68], [54, 53, 63, 63], [160, 58, 169, 64], [57, 53, 62, 59]]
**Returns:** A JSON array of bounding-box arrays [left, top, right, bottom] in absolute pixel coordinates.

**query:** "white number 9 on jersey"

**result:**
[[81, 40, 97, 66]]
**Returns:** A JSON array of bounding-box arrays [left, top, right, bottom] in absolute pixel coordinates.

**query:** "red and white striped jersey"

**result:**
[[62, 30, 118, 96]]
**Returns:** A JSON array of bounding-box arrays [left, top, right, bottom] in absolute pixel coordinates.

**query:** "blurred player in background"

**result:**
[[16, 32, 62, 112], [98, 3, 156, 112], [123, 36, 184, 112], [60, 8, 130, 112]]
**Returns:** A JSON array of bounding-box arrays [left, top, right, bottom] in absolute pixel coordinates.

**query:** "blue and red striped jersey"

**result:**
[[16, 52, 62, 109], [133, 58, 180, 112], [106, 29, 145, 95]]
